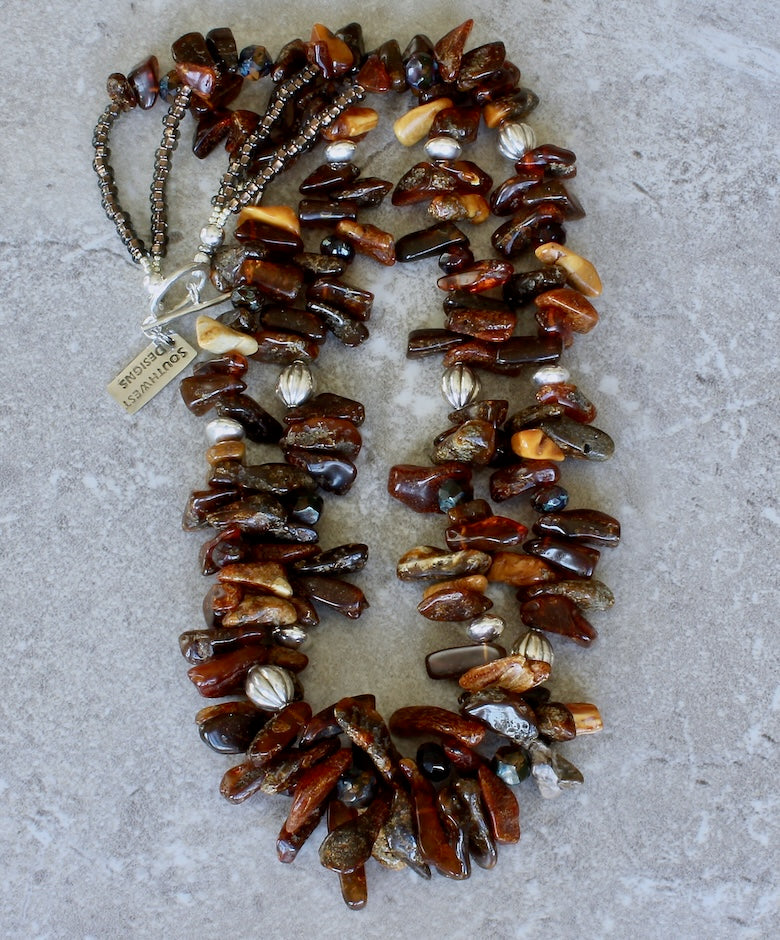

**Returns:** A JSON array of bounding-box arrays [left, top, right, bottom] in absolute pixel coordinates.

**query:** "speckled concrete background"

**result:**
[[1, 1, 777, 937]]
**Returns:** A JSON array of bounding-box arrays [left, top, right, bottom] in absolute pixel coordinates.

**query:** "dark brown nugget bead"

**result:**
[[187, 645, 307, 697], [180, 626, 271, 664], [425, 644, 506, 680], [180, 374, 247, 415], [277, 802, 327, 864], [490, 459, 560, 502], [376, 786, 431, 878], [395, 221, 468, 262], [523, 536, 600, 577], [292, 543, 368, 576], [520, 594, 597, 646], [418, 587, 492, 622], [220, 761, 267, 803], [407, 328, 468, 358], [196, 701, 267, 755], [247, 701, 312, 766], [183, 487, 241, 530], [445, 515, 528, 552], [293, 576, 369, 619], [400, 759, 467, 879], [285, 392, 365, 426], [300, 162, 361, 194], [477, 765, 520, 844], [210, 461, 315, 495], [432, 419, 497, 465], [388, 463, 473, 513], [300, 694, 377, 747], [454, 777, 497, 869], [320, 793, 391, 874], [538, 416, 614, 460], [323, 802, 368, 908], [536, 702, 577, 741], [285, 747, 353, 834], [285, 448, 357, 494], [390, 706, 486, 748], [445, 305, 517, 342], [282, 417, 362, 459], [334, 696, 401, 782], [259, 740, 341, 795], [533, 509, 621, 547], [437, 785, 471, 879], [306, 278, 374, 320]]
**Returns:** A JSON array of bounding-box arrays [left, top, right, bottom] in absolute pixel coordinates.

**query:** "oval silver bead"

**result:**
[[467, 613, 506, 644], [204, 416, 245, 445], [324, 140, 357, 164], [511, 629, 554, 666], [441, 364, 480, 409], [498, 122, 537, 160], [273, 625, 310, 650], [424, 135, 462, 161], [245, 664, 296, 712], [199, 223, 224, 249], [276, 359, 314, 407], [532, 364, 571, 386]]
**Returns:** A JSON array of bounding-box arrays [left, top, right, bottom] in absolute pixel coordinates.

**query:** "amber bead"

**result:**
[[271, 38, 308, 81], [511, 429, 566, 462], [286, 748, 353, 835], [357, 53, 391, 93], [183, 486, 240, 530], [239, 259, 303, 303], [179, 374, 246, 416], [476, 765, 520, 843], [277, 803, 327, 865], [127, 55, 158, 109], [282, 417, 362, 460], [421, 574, 487, 598], [433, 19, 473, 82], [235, 219, 304, 254], [445, 516, 528, 552], [194, 351, 249, 378], [199, 527, 245, 574], [445, 305, 516, 342], [374, 39, 403, 92], [172, 32, 216, 97], [520, 594, 597, 646], [492, 205, 567, 257], [209, 243, 268, 292], [334, 220, 395, 265], [443, 335, 562, 374], [418, 587, 492, 622], [431, 106, 481, 143], [395, 221, 468, 263], [187, 645, 307, 697], [453, 777, 497, 869], [522, 180, 585, 219], [285, 392, 365, 426], [407, 328, 467, 358], [392, 161, 491, 206], [518, 145, 577, 178], [396, 546, 491, 581], [333, 697, 400, 782], [523, 536, 600, 578], [217, 562, 292, 597], [260, 307, 326, 343], [536, 383, 596, 423], [335, 22, 365, 63], [425, 644, 506, 680], [490, 172, 545, 216], [192, 109, 232, 159], [536, 703, 577, 741], [321, 106, 379, 140], [437, 260, 513, 293], [300, 162, 361, 195], [389, 706, 486, 747], [323, 802, 369, 909], [503, 266, 567, 308], [428, 194, 490, 224], [294, 575, 368, 619], [294, 252, 348, 279], [447, 498, 492, 525], [535, 288, 598, 334], [387, 463, 472, 513], [439, 245, 475, 274], [483, 88, 539, 127], [436, 786, 471, 879], [307, 24, 354, 78], [432, 419, 497, 465], [533, 509, 620, 547], [285, 448, 357, 494], [449, 400, 509, 427], [457, 41, 506, 89], [197, 701, 267, 755], [306, 300, 369, 347], [220, 596, 300, 628], [106, 73, 137, 109], [250, 330, 319, 365], [214, 394, 283, 443], [209, 460, 314, 496], [459, 654, 551, 694], [306, 279, 373, 320], [472, 61, 522, 104], [330, 177, 393, 208], [219, 761, 267, 803], [180, 625, 276, 663], [487, 551, 560, 586], [247, 701, 312, 767]]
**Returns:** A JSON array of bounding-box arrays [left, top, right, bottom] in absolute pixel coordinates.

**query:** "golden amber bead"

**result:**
[[511, 429, 566, 461], [565, 703, 604, 734], [321, 107, 379, 140], [206, 441, 245, 466], [394, 98, 453, 146], [335, 220, 396, 265], [237, 205, 300, 237], [428, 193, 490, 224], [535, 243, 602, 297], [421, 575, 488, 598], [487, 552, 560, 586]]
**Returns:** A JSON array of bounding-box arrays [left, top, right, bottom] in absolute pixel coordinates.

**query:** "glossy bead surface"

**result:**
[[425, 643, 507, 679], [275, 360, 314, 407], [441, 363, 480, 409], [445, 305, 517, 343], [245, 664, 296, 712], [493, 747, 531, 786], [535, 243, 602, 296], [395, 221, 468, 263], [445, 515, 529, 552], [467, 613, 506, 643], [487, 551, 560, 586], [335, 220, 396, 265], [285, 448, 357, 494], [459, 654, 551, 694], [418, 586, 492, 621], [394, 98, 453, 146], [518, 144, 577, 178], [294, 575, 369, 619], [432, 419, 496, 465], [437, 259, 514, 293], [285, 392, 365, 426], [538, 416, 615, 460], [388, 463, 473, 513], [531, 484, 570, 513], [520, 594, 597, 645], [532, 509, 620, 546], [425, 135, 463, 160], [417, 742, 451, 782]]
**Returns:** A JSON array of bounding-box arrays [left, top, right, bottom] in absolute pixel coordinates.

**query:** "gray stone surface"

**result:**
[[1, 1, 777, 937]]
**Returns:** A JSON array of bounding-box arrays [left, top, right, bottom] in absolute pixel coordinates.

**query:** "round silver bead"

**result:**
[[276, 360, 314, 407], [199, 224, 224, 249], [467, 613, 506, 644], [324, 140, 357, 164], [512, 629, 554, 666], [424, 135, 462, 161], [205, 416, 245, 445], [532, 364, 571, 387], [245, 664, 296, 712], [441, 364, 481, 409], [273, 625, 310, 650], [498, 122, 537, 160]]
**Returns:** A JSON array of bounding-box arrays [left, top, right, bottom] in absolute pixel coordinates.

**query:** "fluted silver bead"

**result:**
[[441, 364, 480, 409], [467, 613, 506, 644], [424, 136, 462, 161], [205, 417, 245, 445], [512, 629, 554, 666], [498, 122, 536, 160], [245, 665, 295, 712], [276, 360, 314, 407], [324, 140, 357, 163], [532, 364, 571, 387]]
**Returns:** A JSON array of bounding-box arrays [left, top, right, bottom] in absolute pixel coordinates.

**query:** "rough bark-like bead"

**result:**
[[523, 536, 600, 578], [395, 221, 468, 263], [522, 578, 615, 610], [396, 546, 491, 581], [300, 695, 376, 748], [220, 595, 300, 628], [520, 594, 598, 645], [208, 460, 314, 496], [428, 193, 490, 224], [518, 145, 577, 178], [306, 300, 369, 347], [333, 697, 400, 783], [285, 392, 365, 427], [282, 417, 362, 460], [217, 562, 292, 597], [390, 706, 486, 747], [418, 586, 492, 621], [107, 73, 137, 109], [487, 551, 561, 586], [460, 690, 538, 747], [432, 419, 497, 465], [292, 543, 368, 576], [535, 703, 577, 742], [459, 654, 551, 694], [445, 305, 517, 342], [388, 463, 473, 513], [425, 643, 506, 679], [392, 161, 492, 206]]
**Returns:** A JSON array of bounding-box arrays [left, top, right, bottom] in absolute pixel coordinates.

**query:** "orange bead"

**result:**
[[511, 429, 566, 461]]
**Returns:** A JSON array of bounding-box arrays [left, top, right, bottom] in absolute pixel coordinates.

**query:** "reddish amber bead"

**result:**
[[187, 645, 307, 697], [285, 748, 353, 834], [445, 305, 517, 342], [430, 106, 481, 142], [199, 526, 246, 575], [387, 463, 473, 513], [418, 586, 492, 622], [517, 145, 577, 178], [357, 54, 391, 92], [434, 19, 473, 82], [457, 42, 506, 90], [444, 335, 562, 374], [439, 245, 475, 273], [285, 392, 365, 426], [489, 460, 560, 502], [389, 706, 486, 747], [490, 172, 545, 216], [324, 802, 369, 909], [172, 32, 216, 97], [483, 88, 539, 127], [206, 27, 238, 70], [523, 536, 600, 577], [536, 383, 597, 423], [447, 498, 492, 524], [477, 765, 520, 844], [492, 204, 567, 257], [183, 487, 240, 530], [234, 219, 303, 254], [522, 180, 585, 219], [393, 161, 491, 206], [299, 162, 361, 194], [532, 508, 620, 546], [239, 259, 304, 303], [437, 259, 514, 293], [487, 551, 560, 586], [192, 109, 231, 158], [306, 279, 373, 320], [250, 331, 319, 365], [520, 594, 597, 646], [335, 220, 396, 265], [535, 287, 599, 333], [226, 111, 260, 156], [379, 38, 407, 92], [193, 351, 248, 377], [247, 701, 312, 767], [127, 55, 158, 109], [445, 515, 528, 552], [307, 24, 354, 78], [400, 759, 467, 879], [179, 374, 246, 415]]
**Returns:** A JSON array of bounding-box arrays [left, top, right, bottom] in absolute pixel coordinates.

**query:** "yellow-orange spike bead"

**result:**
[[511, 429, 566, 462]]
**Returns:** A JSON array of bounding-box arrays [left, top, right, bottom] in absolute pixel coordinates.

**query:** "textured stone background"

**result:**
[[1, 1, 777, 937]]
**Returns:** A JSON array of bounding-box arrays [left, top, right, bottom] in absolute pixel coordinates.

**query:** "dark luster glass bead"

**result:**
[[336, 766, 377, 809], [290, 491, 323, 525], [206, 27, 239, 71], [396, 221, 468, 263], [417, 742, 451, 782], [320, 235, 355, 262], [503, 266, 568, 307], [405, 52, 437, 91], [127, 56, 159, 109], [300, 162, 361, 194], [285, 448, 357, 494], [238, 45, 272, 80], [530, 484, 569, 513], [260, 307, 327, 343]]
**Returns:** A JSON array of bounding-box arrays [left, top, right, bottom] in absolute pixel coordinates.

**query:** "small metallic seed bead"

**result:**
[[498, 122, 537, 160], [532, 364, 571, 386], [441, 364, 480, 409], [425, 135, 462, 161], [325, 140, 357, 163], [273, 625, 310, 650], [199, 224, 224, 249], [467, 613, 506, 644], [205, 417, 245, 445]]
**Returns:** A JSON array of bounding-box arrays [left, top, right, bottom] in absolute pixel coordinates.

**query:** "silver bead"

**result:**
[[205, 416, 245, 445], [498, 122, 536, 160], [324, 140, 357, 164], [441, 364, 480, 409], [245, 664, 295, 712], [276, 360, 314, 407], [529, 740, 584, 799], [273, 625, 310, 650], [424, 135, 462, 161], [532, 364, 571, 387], [199, 224, 224, 249], [511, 629, 554, 666], [467, 613, 506, 644]]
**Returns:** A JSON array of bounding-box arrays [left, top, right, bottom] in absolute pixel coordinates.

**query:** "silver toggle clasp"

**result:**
[[141, 262, 230, 341]]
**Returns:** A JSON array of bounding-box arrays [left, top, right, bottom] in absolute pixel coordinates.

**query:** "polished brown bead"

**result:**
[[536, 383, 597, 423], [219, 761, 267, 803], [387, 463, 472, 513], [220, 595, 299, 628], [209, 461, 314, 496], [335, 220, 396, 265], [323, 802, 369, 908], [428, 194, 490, 224], [285, 747, 353, 834], [490, 172, 545, 216], [524, 536, 600, 577], [260, 307, 326, 343], [399, 759, 469, 879], [430, 106, 481, 142], [457, 41, 506, 90], [127, 55, 158, 109], [285, 448, 357, 494], [392, 161, 491, 206], [306, 300, 369, 347], [521, 593, 597, 645], [395, 221, 468, 263], [334, 697, 401, 782], [277, 803, 327, 864], [206, 495, 315, 542], [492, 204, 567, 257], [407, 328, 467, 358], [444, 335, 562, 374], [180, 625, 272, 663], [503, 265, 568, 308], [483, 88, 539, 127], [504, 403, 565, 434], [439, 245, 475, 274], [396, 546, 491, 581], [239, 259, 304, 303], [192, 109, 232, 158], [247, 701, 312, 766], [203, 581, 242, 619], [250, 543, 320, 564], [437, 259, 514, 293], [293, 575, 369, 619], [447, 498, 492, 524], [199, 526, 246, 574], [518, 145, 577, 178], [378, 38, 406, 92], [225, 109, 261, 154], [282, 417, 362, 460], [448, 400, 509, 426], [292, 544, 368, 577], [535, 288, 599, 333], [436, 785, 471, 879], [522, 180, 585, 219], [454, 777, 497, 869], [307, 23, 354, 78], [300, 162, 361, 195], [250, 330, 319, 364], [285, 392, 365, 426], [187, 644, 307, 697], [306, 279, 373, 320], [234, 219, 304, 254], [532, 509, 620, 547], [418, 586, 492, 622], [521, 578, 615, 611], [193, 351, 249, 378], [445, 515, 528, 552], [487, 551, 561, 586], [179, 374, 246, 415], [293, 252, 348, 278], [472, 61, 522, 103], [321, 106, 379, 139], [217, 562, 292, 597], [433, 19, 473, 81], [330, 177, 393, 207], [214, 393, 283, 444], [538, 416, 614, 460], [445, 305, 517, 342], [459, 653, 550, 694], [421, 574, 488, 598], [432, 419, 497, 465], [425, 643, 506, 679], [272, 38, 308, 81], [389, 706, 486, 747], [477, 764, 521, 843], [209, 243, 269, 292], [357, 53, 392, 92], [196, 700, 267, 754], [335, 22, 365, 61], [172, 32, 216, 97], [536, 702, 577, 741]]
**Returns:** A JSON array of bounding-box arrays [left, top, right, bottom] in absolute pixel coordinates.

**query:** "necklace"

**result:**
[[94, 21, 620, 909]]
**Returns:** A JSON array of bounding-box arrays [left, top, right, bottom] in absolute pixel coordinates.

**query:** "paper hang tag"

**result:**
[[107, 332, 198, 414]]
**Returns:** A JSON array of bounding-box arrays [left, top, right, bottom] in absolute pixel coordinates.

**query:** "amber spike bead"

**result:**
[[388, 463, 473, 513]]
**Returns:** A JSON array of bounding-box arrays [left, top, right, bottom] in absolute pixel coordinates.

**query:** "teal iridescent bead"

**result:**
[[531, 484, 569, 513], [438, 478, 469, 512]]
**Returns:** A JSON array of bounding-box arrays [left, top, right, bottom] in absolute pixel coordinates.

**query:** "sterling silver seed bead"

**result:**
[[325, 140, 357, 163], [276, 360, 314, 407], [424, 135, 463, 161], [498, 122, 537, 160], [532, 364, 571, 386], [441, 364, 481, 409], [205, 417, 245, 445], [467, 613, 506, 643]]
